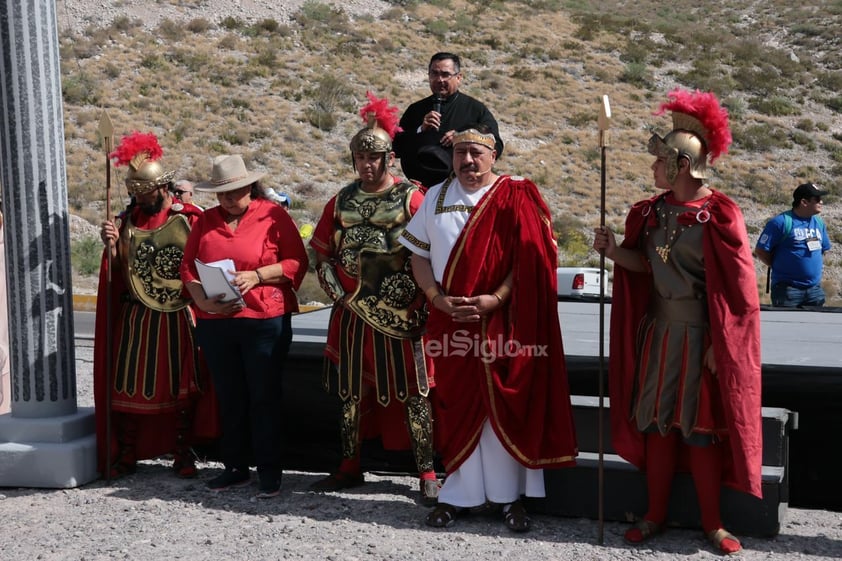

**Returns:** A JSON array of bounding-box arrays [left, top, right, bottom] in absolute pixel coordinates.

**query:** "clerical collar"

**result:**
[[434, 92, 459, 104]]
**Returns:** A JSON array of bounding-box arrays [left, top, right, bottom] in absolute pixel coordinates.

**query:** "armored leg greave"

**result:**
[[406, 395, 435, 474], [339, 399, 361, 460]]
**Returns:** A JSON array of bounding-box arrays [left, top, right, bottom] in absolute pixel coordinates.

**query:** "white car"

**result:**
[[556, 267, 610, 300]]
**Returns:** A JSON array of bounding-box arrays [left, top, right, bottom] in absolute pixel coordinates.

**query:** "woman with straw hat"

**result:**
[[181, 154, 308, 499]]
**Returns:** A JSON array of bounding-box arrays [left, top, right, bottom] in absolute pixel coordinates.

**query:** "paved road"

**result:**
[[285, 302, 842, 369], [74, 303, 842, 368]]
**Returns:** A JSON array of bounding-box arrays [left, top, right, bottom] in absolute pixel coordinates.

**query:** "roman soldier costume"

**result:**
[[93, 132, 217, 479], [310, 93, 438, 503], [607, 89, 761, 554]]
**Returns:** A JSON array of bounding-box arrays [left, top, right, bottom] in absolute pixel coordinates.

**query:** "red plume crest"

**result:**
[[109, 131, 164, 170], [655, 88, 732, 163], [359, 91, 403, 140]]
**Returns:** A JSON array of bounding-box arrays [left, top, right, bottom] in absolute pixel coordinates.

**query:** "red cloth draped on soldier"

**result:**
[[593, 89, 762, 554], [94, 131, 218, 479]]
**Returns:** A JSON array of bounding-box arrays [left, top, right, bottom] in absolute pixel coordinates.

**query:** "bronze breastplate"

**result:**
[[118, 213, 191, 312], [334, 181, 427, 338]]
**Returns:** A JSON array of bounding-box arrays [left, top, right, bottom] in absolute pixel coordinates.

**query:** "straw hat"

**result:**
[[194, 154, 265, 193]]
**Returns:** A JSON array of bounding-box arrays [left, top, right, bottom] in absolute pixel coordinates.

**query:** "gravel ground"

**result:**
[[1, 340, 841, 560]]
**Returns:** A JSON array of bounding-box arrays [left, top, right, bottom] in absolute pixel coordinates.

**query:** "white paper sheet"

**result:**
[[194, 258, 243, 303]]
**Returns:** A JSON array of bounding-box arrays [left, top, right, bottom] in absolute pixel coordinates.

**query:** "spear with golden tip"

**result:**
[[99, 110, 114, 482], [597, 94, 611, 545]]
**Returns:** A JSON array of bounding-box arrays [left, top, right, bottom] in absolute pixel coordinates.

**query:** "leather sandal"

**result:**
[[425, 503, 460, 528], [419, 478, 441, 507], [707, 528, 742, 554], [502, 500, 531, 532], [624, 519, 663, 544]]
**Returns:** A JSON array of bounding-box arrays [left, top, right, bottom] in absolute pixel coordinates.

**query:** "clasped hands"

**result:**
[[432, 293, 501, 322]]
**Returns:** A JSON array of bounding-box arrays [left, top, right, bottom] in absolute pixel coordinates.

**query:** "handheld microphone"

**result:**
[[432, 96, 443, 114]]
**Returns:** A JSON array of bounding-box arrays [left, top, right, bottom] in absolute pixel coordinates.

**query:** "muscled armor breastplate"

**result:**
[[335, 181, 427, 338], [118, 213, 191, 312], [333, 181, 413, 275]]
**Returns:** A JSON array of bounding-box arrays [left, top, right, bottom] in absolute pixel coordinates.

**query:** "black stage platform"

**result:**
[[284, 303, 842, 517]]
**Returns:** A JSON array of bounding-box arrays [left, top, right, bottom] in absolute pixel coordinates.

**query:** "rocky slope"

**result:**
[[57, 0, 388, 33], [54, 0, 842, 303]]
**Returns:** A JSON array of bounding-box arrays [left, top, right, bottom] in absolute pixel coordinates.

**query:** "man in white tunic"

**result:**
[[400, 124, 577, 532]]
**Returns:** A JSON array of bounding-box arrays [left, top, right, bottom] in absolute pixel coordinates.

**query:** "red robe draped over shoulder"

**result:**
[[426, 175, 578, 473], [609, 190, 763, 498]]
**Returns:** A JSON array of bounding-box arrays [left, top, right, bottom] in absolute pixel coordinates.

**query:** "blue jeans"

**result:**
[[771, 283, 825, 308], [195, 314, 293, 480]]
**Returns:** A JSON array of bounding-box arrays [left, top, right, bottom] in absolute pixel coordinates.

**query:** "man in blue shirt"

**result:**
[[755, 183, 831, 307]]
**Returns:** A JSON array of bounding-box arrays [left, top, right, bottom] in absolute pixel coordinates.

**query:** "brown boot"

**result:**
[[173, 407, 198, 478], [109, 414, 138, 479]]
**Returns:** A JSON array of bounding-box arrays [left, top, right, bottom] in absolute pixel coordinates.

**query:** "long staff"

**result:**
[[99, 111, 114, 482], [596, 95, 611, 545]]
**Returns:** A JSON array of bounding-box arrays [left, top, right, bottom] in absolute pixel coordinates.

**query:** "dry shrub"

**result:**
[[57, 0, 842, 303]]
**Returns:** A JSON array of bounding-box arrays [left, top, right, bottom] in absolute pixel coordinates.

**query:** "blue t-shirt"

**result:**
[[756, 212, 831, 288]]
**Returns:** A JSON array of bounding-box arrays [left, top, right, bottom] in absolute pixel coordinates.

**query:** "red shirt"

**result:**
[[181, 197, 308, 320]]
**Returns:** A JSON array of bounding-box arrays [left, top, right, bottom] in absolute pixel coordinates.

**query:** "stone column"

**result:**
[[0, 224, 9, 415], [0, 1, 96, 487]]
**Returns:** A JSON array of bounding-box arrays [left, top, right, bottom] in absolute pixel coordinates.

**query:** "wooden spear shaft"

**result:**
[[99, 111, 114, 482], [597, 95, 612, 546]]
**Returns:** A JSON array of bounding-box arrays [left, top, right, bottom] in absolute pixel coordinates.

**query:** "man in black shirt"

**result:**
[[393, 52, 503, 188]]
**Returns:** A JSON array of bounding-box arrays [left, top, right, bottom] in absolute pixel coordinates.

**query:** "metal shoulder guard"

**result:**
[[317, 260, 346, 303]]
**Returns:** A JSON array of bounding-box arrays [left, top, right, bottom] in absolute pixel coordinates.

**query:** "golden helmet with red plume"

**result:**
[[109, 131, 175, 196], [647, 88, 732, 184], [349, 92, 403, 154]]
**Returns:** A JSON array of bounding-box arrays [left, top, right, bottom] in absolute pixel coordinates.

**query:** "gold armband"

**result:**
[[493, 283, 511, 303], [424, 286, 442, 302]]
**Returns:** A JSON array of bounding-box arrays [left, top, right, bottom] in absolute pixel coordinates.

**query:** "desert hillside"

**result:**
[[55, 0, 842, 304]]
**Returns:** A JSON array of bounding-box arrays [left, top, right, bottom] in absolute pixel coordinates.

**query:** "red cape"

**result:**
[[609, 190, 763, 498], [93, 203, 219, 473], [427, 175, 578, 472]]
